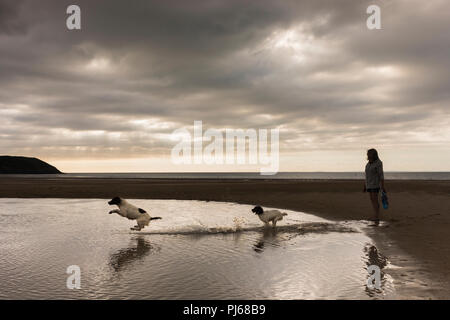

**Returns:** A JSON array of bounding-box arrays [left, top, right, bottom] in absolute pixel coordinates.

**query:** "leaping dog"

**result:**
[[108, 197, 162, 231]]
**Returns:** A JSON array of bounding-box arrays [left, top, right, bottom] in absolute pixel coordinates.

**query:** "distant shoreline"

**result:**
[[1, 171, 449, 181], [0, 156, 61, 174]]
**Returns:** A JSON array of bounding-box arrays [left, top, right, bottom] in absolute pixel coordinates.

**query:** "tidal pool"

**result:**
[[0, 198, 395, 299]]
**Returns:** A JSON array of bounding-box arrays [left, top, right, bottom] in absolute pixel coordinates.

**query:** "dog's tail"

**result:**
[[150, 217, 162, 221]]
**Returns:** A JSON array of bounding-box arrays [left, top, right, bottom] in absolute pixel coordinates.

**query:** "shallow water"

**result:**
[[0, 199, 395, 299]]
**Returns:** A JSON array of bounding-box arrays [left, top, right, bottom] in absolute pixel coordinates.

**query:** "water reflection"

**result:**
[[109, 236, 160, 273], [253, 227, 280, 253], [364, 244, 389, 297], [0, 198, 405, 299], [252, 223, 356, 254]]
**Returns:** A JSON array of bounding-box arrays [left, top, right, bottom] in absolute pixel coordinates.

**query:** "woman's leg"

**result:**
[[369, 192, 380, 221]]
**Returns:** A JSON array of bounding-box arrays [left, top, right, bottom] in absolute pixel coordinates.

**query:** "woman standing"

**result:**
[[364, 149, 386, 222]]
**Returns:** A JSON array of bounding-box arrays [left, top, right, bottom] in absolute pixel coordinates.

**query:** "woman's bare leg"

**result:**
[[369, 192, 380, 221]]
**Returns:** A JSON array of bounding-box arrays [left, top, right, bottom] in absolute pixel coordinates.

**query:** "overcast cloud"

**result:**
[[1, 0, 449, 171]]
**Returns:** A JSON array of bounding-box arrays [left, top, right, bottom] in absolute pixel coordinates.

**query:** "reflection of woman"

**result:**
[[363, 149, 386, 222]]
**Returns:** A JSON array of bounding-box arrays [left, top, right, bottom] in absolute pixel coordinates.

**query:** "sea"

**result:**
[[1, 172, 449, 180]]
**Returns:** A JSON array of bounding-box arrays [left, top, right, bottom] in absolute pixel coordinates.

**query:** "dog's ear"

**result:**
[[252, 206, 263, 214], [108, 197, 121, 205]]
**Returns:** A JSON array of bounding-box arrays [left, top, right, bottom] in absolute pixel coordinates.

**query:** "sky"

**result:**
[[1, 0, 449, 172]]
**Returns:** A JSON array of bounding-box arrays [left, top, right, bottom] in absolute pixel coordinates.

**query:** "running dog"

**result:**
[[108, 197, 162, 231], [251, 206, 287, 227]]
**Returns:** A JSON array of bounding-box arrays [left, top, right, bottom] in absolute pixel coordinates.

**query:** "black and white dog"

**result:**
[[252, 206, 287, 227], [108, 197, 162, 231]]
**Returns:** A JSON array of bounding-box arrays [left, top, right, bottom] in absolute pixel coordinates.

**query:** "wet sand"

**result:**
[[1, 177, 449, 298]]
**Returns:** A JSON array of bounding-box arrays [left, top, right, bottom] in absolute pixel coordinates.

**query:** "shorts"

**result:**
[[366, 188, 380, 193]]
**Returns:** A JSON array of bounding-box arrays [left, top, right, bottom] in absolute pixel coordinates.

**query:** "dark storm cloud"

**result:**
[[0, 0, 449, 160], [0, 0, 26, 34]]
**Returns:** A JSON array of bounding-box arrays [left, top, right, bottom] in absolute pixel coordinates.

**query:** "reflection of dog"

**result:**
[[108, 197, 162, 231], [109, 236, 157, 272], [252, 206, 287, 227]]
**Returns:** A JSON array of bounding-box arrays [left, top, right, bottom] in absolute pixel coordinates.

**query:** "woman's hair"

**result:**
[[367, 148, 379, 161]]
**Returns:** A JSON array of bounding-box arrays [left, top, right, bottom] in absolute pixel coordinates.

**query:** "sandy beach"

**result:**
[[1, 177, 449, 298]]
